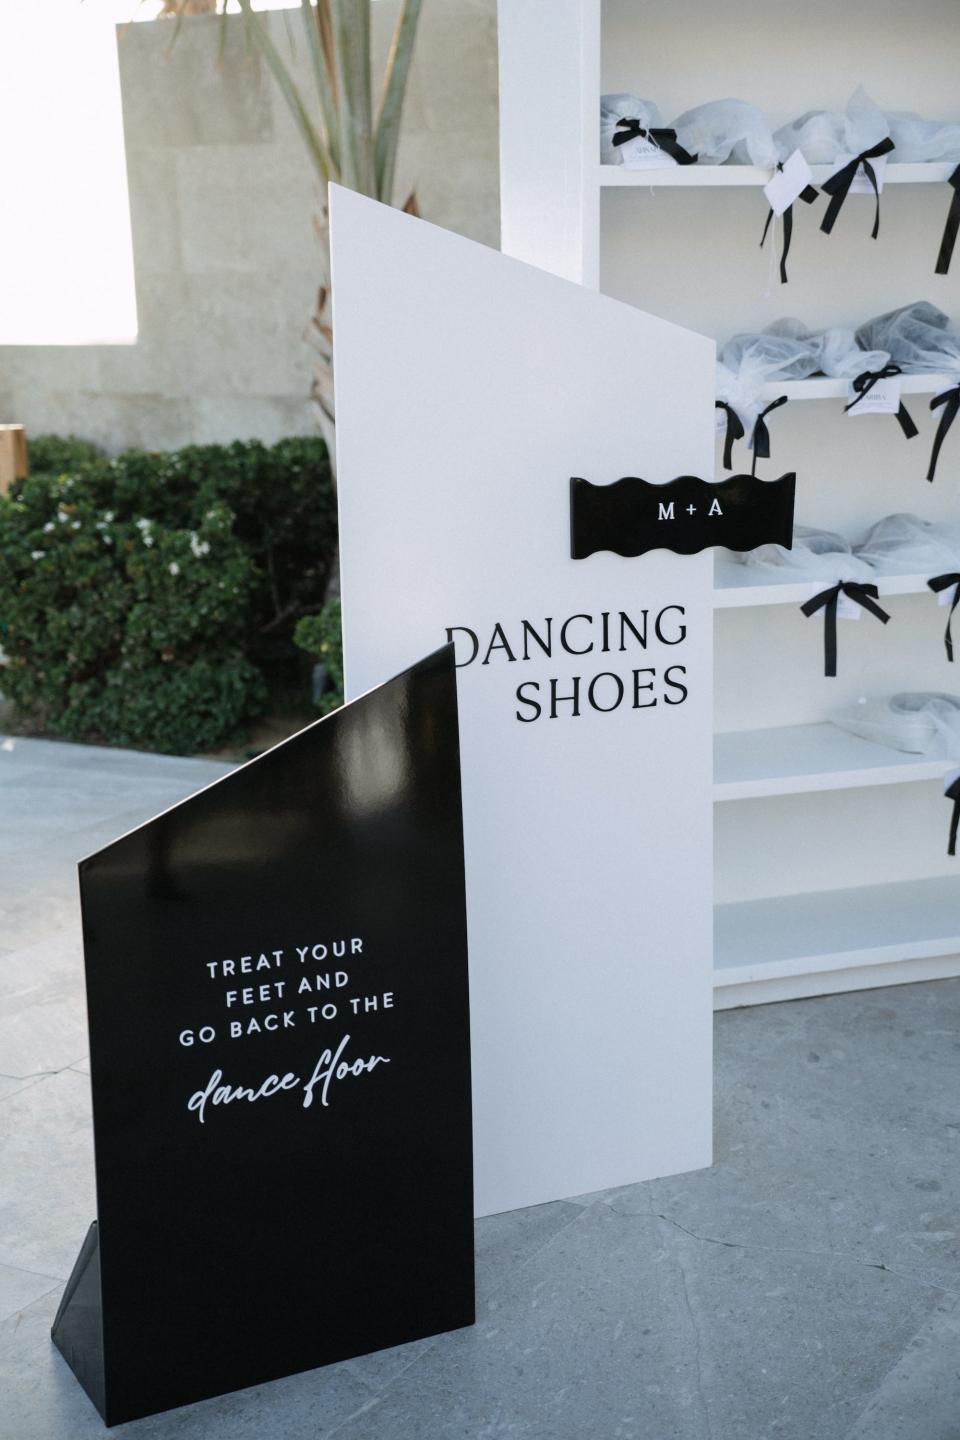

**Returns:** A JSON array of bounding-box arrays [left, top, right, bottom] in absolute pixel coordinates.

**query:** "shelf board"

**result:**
[[714, 875, 960, 1006], [599, 161, 958, 188], [765, 372, 954, 402], [714, 722, 949, 801], [713, 556, 932, 609]]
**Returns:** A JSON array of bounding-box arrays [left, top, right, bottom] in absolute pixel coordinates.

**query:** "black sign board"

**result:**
[[570, 472, 796, 559], [52, 645, 474, 1427]]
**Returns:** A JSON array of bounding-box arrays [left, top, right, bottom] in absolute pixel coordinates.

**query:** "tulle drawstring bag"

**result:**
[[775, 87, 894, 240], [715, 324, 821, 471], [671, 98, 776, 167], [600, 95, 663, 164], [831, 692, 960, 757], [832, 693, 960, 853], [856, 302, 960, 480]]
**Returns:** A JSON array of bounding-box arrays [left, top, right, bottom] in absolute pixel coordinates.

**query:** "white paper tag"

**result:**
[[944, 765, 960, 794], [836, 591, 862, 620], [832, 151, 887, 194], [618, 134, 678, 171], [938, 584, 956, 607], [845, 375, 901, 416], [716, 406, 730, 436], [763, 150, 814, 217]]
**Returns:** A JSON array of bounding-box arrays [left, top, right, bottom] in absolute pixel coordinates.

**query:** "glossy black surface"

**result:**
[[53, 644, 473, 1427], [570, 473, 796, 560]]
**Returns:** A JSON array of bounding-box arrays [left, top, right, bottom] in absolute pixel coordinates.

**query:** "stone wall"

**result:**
[[0, 2, 498, 452]]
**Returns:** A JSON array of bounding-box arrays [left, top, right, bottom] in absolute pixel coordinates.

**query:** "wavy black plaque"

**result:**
[[52, 645, 473, 1427], [570, 472, 796, 560]]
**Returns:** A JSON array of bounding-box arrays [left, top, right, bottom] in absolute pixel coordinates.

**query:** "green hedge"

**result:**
[[294, 599, 343, 716], [0, 436, 337, 754]]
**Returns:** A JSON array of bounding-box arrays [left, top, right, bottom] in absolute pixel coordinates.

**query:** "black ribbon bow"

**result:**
[[759, 165, 819, 284], [844, 365, 919, 439], [800, 581, 890, 677], [927, 573, 960, 661], [751, 395, 789, 477], [820, 136, 896, 240], [715, 402, 745, 470], [946, 773, 960, 857], [612, 119, 698, 166], [927, 383, 960, 481], [935, 164, 960, 276]]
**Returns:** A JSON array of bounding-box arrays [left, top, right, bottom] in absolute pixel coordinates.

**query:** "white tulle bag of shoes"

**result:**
[[831, 693, 960, 757]]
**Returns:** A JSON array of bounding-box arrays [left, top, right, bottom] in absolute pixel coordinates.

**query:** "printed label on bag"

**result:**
[[831, 151, 887, 194], [845, 375, 902, 416], [618, 134, 678, 171], [835, 591, 863, 620], [715, 407, 730, 436], [763, 150, 814, 217]]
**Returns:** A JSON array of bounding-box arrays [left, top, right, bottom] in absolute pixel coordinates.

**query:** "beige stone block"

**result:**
[[125, 145, 183, 276], [3, 390, 195, 454], [96, 273, 196, 397], [117, 14, 271, 149], [0, 348, 104, 407], [176, 142, 319, 275], [191, 394, 313, 446], [181, 271, 317, 399], [410, 2, 500, 139], [396, 128, 500, 249]]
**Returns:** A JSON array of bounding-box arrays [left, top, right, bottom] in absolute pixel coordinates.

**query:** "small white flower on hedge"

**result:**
[[103, 511, 114, 522], [31, 550, 45, 561], [42, 522, 54, 533], [189, 533, 211, 559], [169, 562, 180, 576], [71, 521, 81, 530]]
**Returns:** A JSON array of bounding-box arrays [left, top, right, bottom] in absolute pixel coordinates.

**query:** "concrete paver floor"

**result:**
[[1, 734, 958, 1440]]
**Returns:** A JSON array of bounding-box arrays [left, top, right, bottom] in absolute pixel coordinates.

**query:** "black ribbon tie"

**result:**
[[612, 119, 698, 165], [927, 383, 960, 481], [927, 573, 960, 661], [820, 136, 896, 239], [800, 581, 890, 677], [760, 165, 819, 284], [844, 365, 919, 439], [946, 773, 960, 856], [715, 402, 745, 470], [751, 395, 789, 477], [936, 164, 960, 276]]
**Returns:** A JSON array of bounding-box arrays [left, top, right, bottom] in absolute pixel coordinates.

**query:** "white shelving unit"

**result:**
[[499, 0, 960, 1006]]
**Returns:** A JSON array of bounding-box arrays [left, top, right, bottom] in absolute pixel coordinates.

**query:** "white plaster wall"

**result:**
[[0, 2, 499, 452]]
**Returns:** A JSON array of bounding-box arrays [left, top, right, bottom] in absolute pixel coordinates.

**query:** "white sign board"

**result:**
[[331, 186, 714, 1217]]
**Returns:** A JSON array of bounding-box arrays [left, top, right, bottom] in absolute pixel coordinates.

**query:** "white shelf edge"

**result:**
[[713, 723, 949, 802], [713, 953, 960, 1008], [713, 568, 934, 610], [715, 928, 960, 985], [766, 372, 955, 402], [599, 161, 957, 188]]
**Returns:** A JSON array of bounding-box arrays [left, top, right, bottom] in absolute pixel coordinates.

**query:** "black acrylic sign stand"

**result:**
[[53, 644, 474, 1427]]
